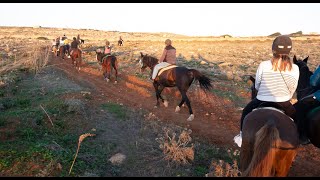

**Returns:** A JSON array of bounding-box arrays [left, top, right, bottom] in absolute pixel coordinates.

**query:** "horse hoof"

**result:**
[[154, 106, 158, 109], [175, 106, 180, 112], [163, 100, 168, 107], [106, 79, 110, 82], [187, 114, 194, 121], [114, 81, 118, 84]]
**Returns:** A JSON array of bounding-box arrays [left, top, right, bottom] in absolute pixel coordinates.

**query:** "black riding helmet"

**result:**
[[272, 35, 292, 56]]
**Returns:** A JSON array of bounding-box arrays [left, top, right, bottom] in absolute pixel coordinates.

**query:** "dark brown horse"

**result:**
[[118, 39, 123, 46], [239, 76, 299, 176], [95, 49, 118, 83], [70, 48, 82, 71], [59, 45, 69, 60], [293, 55, 320, 148], [139, 52, 212, 121]]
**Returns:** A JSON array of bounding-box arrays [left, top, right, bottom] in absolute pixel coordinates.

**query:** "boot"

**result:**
[[299, 134, 311, 145]]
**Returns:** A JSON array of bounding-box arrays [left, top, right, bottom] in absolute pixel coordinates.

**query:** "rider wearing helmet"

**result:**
[[234, 35, 300, 147], [151, 39, 177, 80]]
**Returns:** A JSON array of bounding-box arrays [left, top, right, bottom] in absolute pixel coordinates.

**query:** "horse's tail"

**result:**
[[243, 119, 280, 177], [189, 69, 212, 91]]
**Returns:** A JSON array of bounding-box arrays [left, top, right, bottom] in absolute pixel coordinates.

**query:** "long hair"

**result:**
[[271, 54, 292, 72]]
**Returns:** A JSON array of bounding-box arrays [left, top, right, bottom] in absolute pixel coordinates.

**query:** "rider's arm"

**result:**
[[159, 49, 167, 63], [255, 62, 263, 91]]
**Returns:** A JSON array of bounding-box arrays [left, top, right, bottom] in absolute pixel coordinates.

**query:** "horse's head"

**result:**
[[139, 52, 158, 72], [95, 49, 104, 62], [249, 75, 257, 100], [293, 55, 313, 100]]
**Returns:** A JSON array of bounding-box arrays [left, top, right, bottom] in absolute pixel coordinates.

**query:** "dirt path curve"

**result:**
[[48, 56, 320, 177]]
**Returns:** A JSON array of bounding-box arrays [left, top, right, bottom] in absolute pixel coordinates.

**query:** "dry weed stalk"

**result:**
[[158, 128, 194, 165], [40, 104, 54, 127], [68, 133, 96, 175], [207, 159, 241, 177]]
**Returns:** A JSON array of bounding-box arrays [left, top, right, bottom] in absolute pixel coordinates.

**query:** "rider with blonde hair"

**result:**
[[152, 39, 177, 80], [234, 35, 300, 147]]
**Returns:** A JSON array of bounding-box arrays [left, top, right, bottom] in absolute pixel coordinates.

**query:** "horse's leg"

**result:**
[[102, 65, 107, 80], [106, 61, 111, 82], [153, 82, 163, 108], [78, 55, 82, 71], [175, 98, 185, 113], [180, 90, 194, 121], [157, 85, 167, 107], [113, 60, 118, 84]]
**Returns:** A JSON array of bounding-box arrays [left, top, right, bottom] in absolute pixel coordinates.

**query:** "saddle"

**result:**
[[101, 54, 113, 63], [157, 65, 178, 76]]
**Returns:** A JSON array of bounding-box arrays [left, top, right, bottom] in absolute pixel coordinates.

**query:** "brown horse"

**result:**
[[70, 48, 82, 71], [239, 76, 299, 176], [95, 49, 118, 83], [139, 52, 212, 121]]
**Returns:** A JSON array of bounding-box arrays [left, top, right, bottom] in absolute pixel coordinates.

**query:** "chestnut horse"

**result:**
[[95, 50, 118, 83], [70, 48, 82, 71], [139, 52, 212, 121], [52, 45, 58, 57], [293, 55, 320, 148], [239, 76, 299, 176]]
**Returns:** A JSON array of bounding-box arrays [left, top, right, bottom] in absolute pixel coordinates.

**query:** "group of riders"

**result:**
[[52, 34, 320, 147], [52, 34, 82, 58]]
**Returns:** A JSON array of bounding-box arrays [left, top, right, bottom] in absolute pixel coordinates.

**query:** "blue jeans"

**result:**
[[310, 65, 320, 87]]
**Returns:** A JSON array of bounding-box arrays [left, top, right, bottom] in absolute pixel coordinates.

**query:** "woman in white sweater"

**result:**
[[234, 35, 300, 147]]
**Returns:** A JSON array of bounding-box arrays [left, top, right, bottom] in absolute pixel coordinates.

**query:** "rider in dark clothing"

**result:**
[[70, 37, 80, 55]]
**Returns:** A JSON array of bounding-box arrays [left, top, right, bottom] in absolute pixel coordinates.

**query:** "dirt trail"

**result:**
[[48, 55, 320, 177]]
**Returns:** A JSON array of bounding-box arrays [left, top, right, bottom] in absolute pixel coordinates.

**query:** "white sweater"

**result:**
[[255, 60, 299, 102]]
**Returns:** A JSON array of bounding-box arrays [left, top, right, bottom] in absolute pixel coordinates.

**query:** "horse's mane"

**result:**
[[143, 54, 159, 67]]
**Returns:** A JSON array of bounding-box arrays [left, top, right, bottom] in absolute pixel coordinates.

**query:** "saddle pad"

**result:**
[[158, 65, 178, 76]]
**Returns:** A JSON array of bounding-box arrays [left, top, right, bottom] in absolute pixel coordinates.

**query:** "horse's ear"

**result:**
[[249, 75, 255, 84], [303, 56, 309, 63], [293, 55, 298, 64], [140, 52, 143, 57]]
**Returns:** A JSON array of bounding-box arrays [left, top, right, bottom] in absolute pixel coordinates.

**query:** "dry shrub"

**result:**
[[157, 127, 194, 165], [206, 159, 241, 177], [0, 42, 50, 76]]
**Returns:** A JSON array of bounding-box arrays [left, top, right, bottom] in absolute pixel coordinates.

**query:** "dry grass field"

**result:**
[[1, 26, 320, 177]]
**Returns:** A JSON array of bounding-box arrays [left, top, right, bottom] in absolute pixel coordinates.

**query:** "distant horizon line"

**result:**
[[1, 25, 319, 38]]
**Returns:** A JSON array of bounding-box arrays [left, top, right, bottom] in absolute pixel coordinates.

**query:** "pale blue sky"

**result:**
[[0, 3, 319, 37]]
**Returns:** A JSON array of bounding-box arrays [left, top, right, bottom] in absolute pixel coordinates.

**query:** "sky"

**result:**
[[0, 3, 319, 37]]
